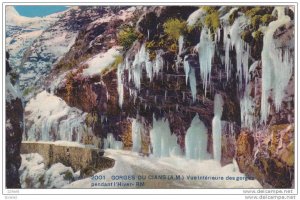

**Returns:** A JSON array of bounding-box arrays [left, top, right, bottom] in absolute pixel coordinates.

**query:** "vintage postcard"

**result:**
[[2, 1, 298, 198]]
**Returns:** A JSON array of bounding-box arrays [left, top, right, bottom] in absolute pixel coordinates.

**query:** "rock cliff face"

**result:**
[[12, 5, 294, 188], [6, 52, 24, 188]]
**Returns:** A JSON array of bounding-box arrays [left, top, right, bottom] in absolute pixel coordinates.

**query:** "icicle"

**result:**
[[178, 35, 184, 55], [132, 119, 142, 152], [198, 28, 215, 96], [240, 61, 259, 131], [150, 116, 180, 157], [212, 94, 224, 163], [125, 56, 130, 70], [240, 90, 255, 131], [229, 16, 249, 88], [132, 43, 147, 90], [261, 6, 292, 124], [145, 52, 153, 81], [215, 28, 221, 42], [153, 51, 164, 77], [183, 56, 190, 85], [133, 90, 137, 104], [189, 68, 197, 102], [117, 63, 124, 108], [184, 57, 197, 102], [223, 25, 231, 81], [185, 114, 209, 160]]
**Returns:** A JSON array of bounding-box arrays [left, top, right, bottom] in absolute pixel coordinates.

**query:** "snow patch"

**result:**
[[19, 153, 78, 188], [83, 47, 121, 77]]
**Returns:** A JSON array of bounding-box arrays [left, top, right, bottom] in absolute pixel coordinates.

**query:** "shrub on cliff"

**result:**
[[261, 14, 276, 25], [202, 6, 220, 33], [86, 112, 98, 128], [163, 18, 187, 41], [63, 170, 74, 182], [117, 26, 138, 50]]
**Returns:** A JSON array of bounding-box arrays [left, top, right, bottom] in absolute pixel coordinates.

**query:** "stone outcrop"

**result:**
[[21, 142, 114, 177], [6, 52, 24, 188], [235, 124, 294, 188]]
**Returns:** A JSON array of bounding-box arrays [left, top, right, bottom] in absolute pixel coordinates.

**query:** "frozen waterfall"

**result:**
[[229, 16, 249, 88], [131, 119, 143, 152], [117, 63, 124, 108], [184, 57, 197, 102], [185, 114, 209, 160], [25, 91, 88, 142], [212, 94, 224, 162], [103, 133, 124, 150], [260, 6, 293, 124], [150, 116, 181, 157]]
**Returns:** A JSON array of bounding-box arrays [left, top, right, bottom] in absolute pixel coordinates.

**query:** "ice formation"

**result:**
[[183, 57, 197, 102], [240, 94, 256, 131], [150, 117, 181, 157], [198, 28, 215, 96], [185, 114, 209, 160], [183, 56, 190, 85], [221, 13, 250, 86], [229, 16, 249, 88], [117, 63, 125, 108], [6, 76, 21, 103], [178, 35, 184, 55], [153, 50, 164, 77], [131, 119, 143, 152], [212, 94, 224, 162], [240, 61, 257, 131], [132, 44, 147, 90], [145, 52, 153, 81], [189, 68, 197, 102], [260, 6, 292, 124], [103, 133, 124, 150], [25, 91, 88, 142], [223, 25, 231, 81]]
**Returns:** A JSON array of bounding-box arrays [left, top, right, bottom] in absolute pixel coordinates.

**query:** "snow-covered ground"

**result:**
[[66, 149, 262, 189], [21, 140, 97, 149], [19, 153, 79, 188]]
